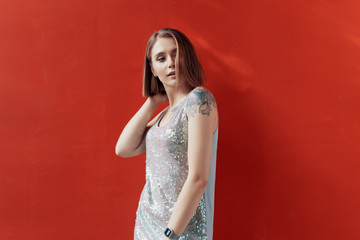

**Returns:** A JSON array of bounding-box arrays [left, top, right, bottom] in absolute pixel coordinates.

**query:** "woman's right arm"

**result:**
[[115, 94, 167, 158]]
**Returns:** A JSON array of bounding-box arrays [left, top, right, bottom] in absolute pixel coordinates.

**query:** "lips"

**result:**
[[167, 71, 175, 76]]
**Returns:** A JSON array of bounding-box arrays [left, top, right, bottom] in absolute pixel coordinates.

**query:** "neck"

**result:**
[[164, 86, 189, 108]]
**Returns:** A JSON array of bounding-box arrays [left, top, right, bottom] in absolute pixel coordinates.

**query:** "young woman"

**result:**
[[115, 28, 219, 240]]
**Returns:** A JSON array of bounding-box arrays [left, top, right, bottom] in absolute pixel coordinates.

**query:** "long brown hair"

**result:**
[[142, 28, 207, 97]]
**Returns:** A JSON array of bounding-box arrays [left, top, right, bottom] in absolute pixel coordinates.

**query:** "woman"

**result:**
[[115, 28, 219, 240]]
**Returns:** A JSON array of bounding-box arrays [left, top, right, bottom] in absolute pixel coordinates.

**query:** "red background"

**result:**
[[1, 0, 360, 239]]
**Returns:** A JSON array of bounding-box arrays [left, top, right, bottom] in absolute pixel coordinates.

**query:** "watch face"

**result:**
[[164, 228, 172, 237]]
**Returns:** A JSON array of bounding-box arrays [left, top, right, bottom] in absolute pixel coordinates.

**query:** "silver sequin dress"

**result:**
[[134, 86, 219, 240]]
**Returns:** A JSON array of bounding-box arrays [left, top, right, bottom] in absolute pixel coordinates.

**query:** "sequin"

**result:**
[[134, 86, 219, 240]]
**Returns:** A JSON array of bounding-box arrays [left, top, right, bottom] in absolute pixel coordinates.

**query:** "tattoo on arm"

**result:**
[[186, 88, 217, 118]]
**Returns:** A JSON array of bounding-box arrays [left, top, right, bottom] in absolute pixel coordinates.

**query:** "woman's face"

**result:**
[[150, 37, 177, 88]]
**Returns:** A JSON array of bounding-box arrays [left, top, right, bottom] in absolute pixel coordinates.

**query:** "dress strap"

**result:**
[[156, 107, 170, 127]]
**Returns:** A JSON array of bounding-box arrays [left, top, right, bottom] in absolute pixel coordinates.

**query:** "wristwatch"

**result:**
[[164, 227, 180, 239]]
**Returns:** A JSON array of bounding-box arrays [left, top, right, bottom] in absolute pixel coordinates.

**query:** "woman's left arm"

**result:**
[[162, 88, 218, 239]]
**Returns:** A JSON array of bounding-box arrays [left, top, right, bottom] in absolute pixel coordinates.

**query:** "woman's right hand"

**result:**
[[116, 92, 168, 158], [149, 92, 168, 106]]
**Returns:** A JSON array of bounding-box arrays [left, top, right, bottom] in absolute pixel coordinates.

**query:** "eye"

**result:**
[[157, 57, 165, 62]]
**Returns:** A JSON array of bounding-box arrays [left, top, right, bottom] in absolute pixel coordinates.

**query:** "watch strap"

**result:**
[[164, 227, 180, 239]]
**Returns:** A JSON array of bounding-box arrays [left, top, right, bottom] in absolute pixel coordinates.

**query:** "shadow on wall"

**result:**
[[193, 36, 302, 239]]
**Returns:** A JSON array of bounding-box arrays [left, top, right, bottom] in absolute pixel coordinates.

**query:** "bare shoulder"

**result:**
[[146, 107, 167, 128], [186, 86, 218, 118]]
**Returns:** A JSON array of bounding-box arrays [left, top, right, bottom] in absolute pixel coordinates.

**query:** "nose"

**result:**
[[168, 55, 175, 68]]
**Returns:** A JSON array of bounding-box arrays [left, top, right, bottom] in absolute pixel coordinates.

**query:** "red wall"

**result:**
[[1, 0, 360, 239]]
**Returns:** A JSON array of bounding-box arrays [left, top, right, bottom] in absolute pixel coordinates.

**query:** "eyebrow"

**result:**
[[154, 48, 177, 58]]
